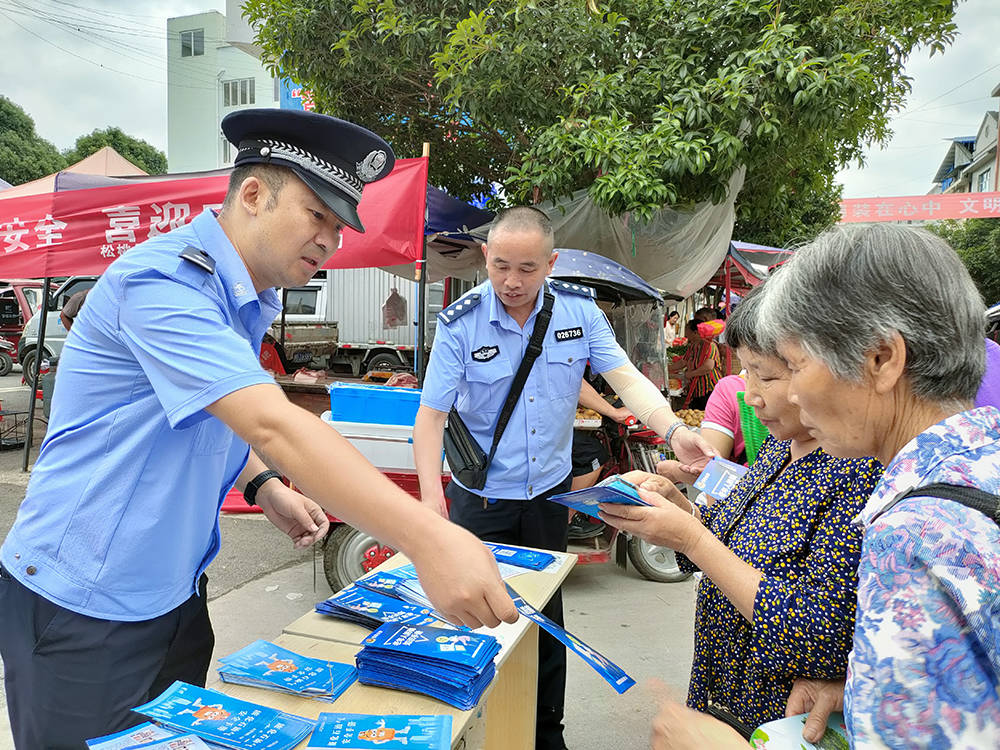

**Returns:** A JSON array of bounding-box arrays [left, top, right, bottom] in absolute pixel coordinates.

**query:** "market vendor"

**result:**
[[412, 206, 717, 750], [0, 108, 517, 749]]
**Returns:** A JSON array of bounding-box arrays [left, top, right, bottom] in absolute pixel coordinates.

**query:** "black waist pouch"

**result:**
[[443, 406, 489, 490]]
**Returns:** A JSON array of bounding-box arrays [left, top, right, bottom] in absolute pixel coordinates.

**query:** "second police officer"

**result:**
[[413, 206, 716, 750]]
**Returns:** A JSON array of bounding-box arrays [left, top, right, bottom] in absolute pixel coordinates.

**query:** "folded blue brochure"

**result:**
[[548, 475, 651, 519], [308, 713, 452, 749], [692, 456, 749, 500], [132, 681, 314, 750], [86, 722, 178, 749], [218, 639, 357, 702], [129, 735, 212, 750], [482, 542, 556, 571], [316, 584, 440, 629], [505, 583, 635, 694]]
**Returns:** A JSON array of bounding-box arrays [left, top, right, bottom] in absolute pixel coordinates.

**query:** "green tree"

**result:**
[[929, 218, 1000, 306], [243, 0, 959, 246], [0, 96, 67, 185], [65, 127, 166, 175]]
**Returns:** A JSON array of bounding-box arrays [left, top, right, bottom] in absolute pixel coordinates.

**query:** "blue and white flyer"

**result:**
[[315, 584, 439, 629], [749, 712, 848, 749], [692, 456, 749, 501], [505, 584, 635, 694], [132, 681, 314, 750], [482, 542, 556, 571], [548, 475, 651, 519], [307, 713, 451, 749], [86, 722, 177, 749], [129, 734, 213, 750], [218, 639, 357, 702]]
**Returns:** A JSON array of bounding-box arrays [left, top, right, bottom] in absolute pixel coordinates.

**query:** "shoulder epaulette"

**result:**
[[179, 245, 216, 275], [549, 279, 595, 299], [438, 292, 483, 324]]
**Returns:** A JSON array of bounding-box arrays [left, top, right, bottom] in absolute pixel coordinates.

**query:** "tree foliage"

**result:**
[[243, 0, 959, 246], [65, 127, 167, 175], [0, 96, 66, 185], [929, 219, 1000, 306]]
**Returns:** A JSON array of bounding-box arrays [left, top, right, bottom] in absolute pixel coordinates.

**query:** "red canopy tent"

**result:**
[[0, 157, 430, 276]]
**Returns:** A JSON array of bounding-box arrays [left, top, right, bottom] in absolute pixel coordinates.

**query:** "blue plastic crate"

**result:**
[[327, 382, 422, 426]]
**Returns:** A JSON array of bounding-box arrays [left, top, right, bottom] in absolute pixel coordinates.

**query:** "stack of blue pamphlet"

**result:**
[[217, 639, 357, 702], [482, 542, 556, 571], [132, 681, 314, 750], [356, 571, 434, 610], [315, 584, 439, 629], [355, 622, 501, 710], [548, 474, 651, 519], [307, 713, 452, 749]]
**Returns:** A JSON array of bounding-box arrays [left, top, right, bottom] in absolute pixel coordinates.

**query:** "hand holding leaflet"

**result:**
[[548, 475, 652, 520]]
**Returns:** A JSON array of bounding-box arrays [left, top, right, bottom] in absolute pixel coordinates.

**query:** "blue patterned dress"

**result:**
[[846, 406, 1000, 748], [678, 436, 883, 727]]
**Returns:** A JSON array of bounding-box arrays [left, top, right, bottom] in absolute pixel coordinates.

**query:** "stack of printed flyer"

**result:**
[[307, 713, 452, 749], [129, 681, 315, 750], [315, 583, 440, 629], [217, 639, 357, 702], [87, 722, 206, 749], [355, 622, 501, 710]]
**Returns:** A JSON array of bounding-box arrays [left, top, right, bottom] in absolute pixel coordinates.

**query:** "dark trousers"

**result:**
[[0, 566, 215, 750], [446, 475, 571, 750]]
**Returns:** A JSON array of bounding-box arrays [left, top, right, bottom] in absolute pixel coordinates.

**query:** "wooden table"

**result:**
[[218, 548, 576, 749]]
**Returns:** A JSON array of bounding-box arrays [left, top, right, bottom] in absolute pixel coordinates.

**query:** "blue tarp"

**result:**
[[551, 248, 663, 302]]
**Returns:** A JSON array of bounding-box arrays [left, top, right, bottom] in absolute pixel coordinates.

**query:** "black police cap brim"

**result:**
[[292, 166, 365, 233]]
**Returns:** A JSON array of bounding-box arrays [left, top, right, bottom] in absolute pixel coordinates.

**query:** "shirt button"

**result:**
[[531, 428, 536, 435], [529, 396, 534, 402], [13, 553, 20, 560], [25, 565, 36, 575], [528, 485, 533, 495], [531, 457, 536, 462], [568, 357, 573, 363]]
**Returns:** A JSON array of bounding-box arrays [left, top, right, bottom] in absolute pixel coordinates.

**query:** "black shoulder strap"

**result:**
[[878, 483, 1000, 526], [485, 288, 555, 465]]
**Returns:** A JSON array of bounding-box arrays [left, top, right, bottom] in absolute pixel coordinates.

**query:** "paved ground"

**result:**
[[0, 369, 697, 749]]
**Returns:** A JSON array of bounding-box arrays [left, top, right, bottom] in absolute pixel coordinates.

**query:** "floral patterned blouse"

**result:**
[[846, 406, 1000, 748], [678, 435, 883, 728]]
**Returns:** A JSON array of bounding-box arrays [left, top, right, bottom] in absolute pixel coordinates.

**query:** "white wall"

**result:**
[[166, 10, 278, 173]]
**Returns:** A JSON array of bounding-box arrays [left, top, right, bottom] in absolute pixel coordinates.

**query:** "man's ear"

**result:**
[[239, 176, 264, 216], [547, 250, 558, 274], [481, 242, 488, 259], [866, 331, 907, 395]]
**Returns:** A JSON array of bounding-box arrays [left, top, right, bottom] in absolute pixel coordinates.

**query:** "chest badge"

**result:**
[[554, 327, 584, 342], [232, 282, 249, 298], [472, 345, 500, 362]]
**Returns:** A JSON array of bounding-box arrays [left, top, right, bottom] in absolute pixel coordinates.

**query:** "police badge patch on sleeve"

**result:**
[[554, 327, 584, 341], [472, 345, 500, 362]]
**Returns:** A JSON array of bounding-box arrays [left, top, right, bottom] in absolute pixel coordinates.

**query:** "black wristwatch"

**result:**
[[243, 470, 283, 507]]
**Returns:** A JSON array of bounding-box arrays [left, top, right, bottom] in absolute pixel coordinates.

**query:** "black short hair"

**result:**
[[222, 163, 291, 210], [487, 206, 554, 245], [694, 306, 717, 322]]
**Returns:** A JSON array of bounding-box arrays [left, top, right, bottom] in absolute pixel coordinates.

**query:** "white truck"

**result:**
[[275, 267, 455, 376]]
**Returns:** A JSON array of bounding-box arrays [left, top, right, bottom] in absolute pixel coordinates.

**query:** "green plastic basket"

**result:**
[[736, 391, 769, 465]]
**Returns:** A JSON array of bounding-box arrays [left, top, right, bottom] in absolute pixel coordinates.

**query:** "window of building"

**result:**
[[223, 78, 255, 107], [219, 136, 235, 165], [180, 29, 204, 57], [978, 168, 993, 193]]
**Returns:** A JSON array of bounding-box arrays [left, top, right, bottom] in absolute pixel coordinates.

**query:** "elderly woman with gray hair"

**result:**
[[649, 224, 1000, 750]]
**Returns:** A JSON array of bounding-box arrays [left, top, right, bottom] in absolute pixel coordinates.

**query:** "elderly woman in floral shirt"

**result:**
[[648, 224, 1000, 749]]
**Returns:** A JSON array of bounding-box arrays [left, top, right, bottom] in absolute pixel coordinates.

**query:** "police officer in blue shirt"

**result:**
[[414, 207, 716, 750], [0, 109, 518, 749]]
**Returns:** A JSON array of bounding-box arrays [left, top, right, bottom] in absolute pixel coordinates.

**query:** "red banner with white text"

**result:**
[[840, 192, 1000, 223], [0, 157, 429, 278]]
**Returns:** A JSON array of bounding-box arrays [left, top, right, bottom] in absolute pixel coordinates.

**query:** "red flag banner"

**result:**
[[0, 157, 429, 278], [840, 192, 1000, 223]]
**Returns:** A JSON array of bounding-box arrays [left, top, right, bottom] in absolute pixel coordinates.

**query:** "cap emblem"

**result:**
[[357, 149, 388, 183]]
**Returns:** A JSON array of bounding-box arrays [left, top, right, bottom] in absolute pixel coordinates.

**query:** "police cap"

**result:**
[[221, 108, 395, 233]]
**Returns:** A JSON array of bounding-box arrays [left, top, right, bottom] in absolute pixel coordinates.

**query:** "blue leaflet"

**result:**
[[547, 475, 651, 519], [132, 681, 314, 750], [315, 584, 439, 629], [355, 623, 500, 710], [217, 640, 357, 702], [308, 714, 452, 749], [505, 583, 636, 694], [356, 572, 434, 610], [482, 542, 556, 571], [128, 735, 212, 750], [86, 722, 177, 749], [692, 456, 749, 501]]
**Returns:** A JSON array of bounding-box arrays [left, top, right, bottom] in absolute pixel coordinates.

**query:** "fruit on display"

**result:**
[[675, 409, 704, 427], [576, 407, 602, 421]]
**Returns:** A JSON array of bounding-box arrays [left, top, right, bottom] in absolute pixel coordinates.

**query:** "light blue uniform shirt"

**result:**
[[421, 279, 628, 499], [0, 211, 281, 621]]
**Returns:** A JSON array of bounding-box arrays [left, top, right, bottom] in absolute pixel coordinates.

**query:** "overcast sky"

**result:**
[[1, 0, 998, 199]]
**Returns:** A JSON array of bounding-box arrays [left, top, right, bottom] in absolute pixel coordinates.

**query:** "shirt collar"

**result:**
[[860, 406, 1000, 525], [189, 211, 282, 320], [486, 281, 549, 331]]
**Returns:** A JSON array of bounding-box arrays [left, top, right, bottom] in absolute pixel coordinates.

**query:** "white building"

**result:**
[[166, 4, 279, 173]]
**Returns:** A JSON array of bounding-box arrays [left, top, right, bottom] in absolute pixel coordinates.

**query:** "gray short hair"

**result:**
[[758, 224, 985, 406], [724, 282, 778, 357]]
